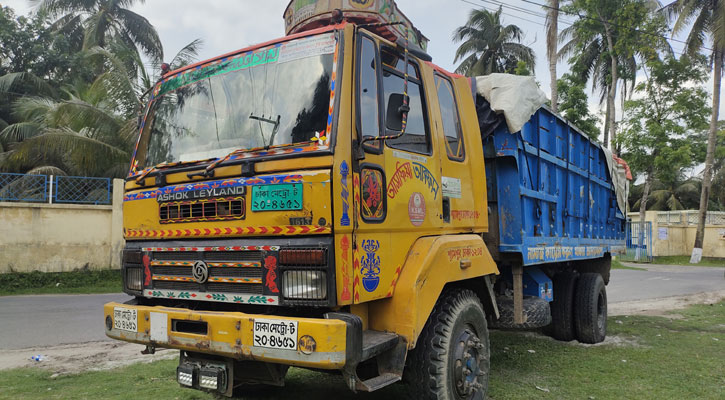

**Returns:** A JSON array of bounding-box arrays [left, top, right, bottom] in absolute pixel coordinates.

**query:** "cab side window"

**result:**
[[435, 74, 465, 161], [358, 36, 379, 141], [381, 48, 430, 155]]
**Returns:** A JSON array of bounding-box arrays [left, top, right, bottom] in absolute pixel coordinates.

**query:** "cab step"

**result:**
[[354, 330, 407, 392], [357, 372, 401, 392], [324, 313, 407, 393], [361, 330, 399, 361]]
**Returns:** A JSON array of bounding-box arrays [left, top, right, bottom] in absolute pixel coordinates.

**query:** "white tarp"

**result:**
[[602, 147, 629, 216], [474, 74, 548, 133]]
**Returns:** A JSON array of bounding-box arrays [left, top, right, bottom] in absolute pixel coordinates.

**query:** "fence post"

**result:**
[[48, 175, 54, 204]]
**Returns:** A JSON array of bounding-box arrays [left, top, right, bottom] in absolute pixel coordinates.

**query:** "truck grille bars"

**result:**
[[142, 246, 278, 305]]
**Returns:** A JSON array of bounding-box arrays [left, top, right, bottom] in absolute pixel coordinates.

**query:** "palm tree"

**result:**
[[630, 176, 702, 210], [560, 0, 669, 147], [0, 39, 202, 178], [663, 0, 725, 262], [452, 6, 535, 76], [546, 0, 561, 113], [34, 0, 163, 62]]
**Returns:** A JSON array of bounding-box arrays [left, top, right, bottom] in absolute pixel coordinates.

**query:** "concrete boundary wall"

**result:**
[[628, 211, 725, 258], [0, 179, 124, 273]]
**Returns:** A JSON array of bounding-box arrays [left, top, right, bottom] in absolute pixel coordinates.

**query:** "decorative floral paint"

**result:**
[[360, 239, 381, 292]]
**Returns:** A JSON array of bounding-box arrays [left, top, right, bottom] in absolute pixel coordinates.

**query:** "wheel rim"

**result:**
[[596, 291, 606, 334], [453, 326, 485, 398]]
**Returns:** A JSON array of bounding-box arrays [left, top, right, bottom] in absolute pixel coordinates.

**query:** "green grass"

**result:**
[[652, 256, 725, 267], [2, 302, 723, 399], [0, 269, 122, 296], [611, 258, 647, 271]]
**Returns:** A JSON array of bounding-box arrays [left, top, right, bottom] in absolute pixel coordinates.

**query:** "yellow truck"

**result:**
[[105, 1, 628, 398]]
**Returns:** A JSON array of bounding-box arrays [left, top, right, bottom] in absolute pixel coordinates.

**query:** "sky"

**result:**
[[3, 0, 723, 128]]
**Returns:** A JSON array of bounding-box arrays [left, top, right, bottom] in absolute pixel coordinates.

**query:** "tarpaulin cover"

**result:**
[[474, 74, 548, 134]]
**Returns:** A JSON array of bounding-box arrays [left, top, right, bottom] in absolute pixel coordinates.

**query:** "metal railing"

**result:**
[[0, 173, 111, 205], [621, 220, 653, 263], [656, 210, 725, 226]]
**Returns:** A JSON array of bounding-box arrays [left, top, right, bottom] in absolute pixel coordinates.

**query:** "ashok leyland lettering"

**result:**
[[104, 1, 628, 398]]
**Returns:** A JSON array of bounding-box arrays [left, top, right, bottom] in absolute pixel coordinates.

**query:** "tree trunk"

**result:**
[[602, 94, 611, 145], [604, 26, 618, 150], [547, 0, 559, 113], [691, 50, 722, 263], [636, 171, 654, 262]]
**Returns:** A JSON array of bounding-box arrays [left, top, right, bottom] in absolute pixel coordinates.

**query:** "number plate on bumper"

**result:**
[[113, 307, 138, 332], [253, 318, 298, 350]]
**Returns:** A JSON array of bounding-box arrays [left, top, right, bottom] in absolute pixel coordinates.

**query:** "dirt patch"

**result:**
[[0, 341, 177, 374], [609, 290, 725, 317]]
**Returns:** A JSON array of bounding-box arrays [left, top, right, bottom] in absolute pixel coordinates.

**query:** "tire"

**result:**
[[549, 272, 578, 341], [490, 296, 552, 330], [574, 273, 607, 344], [406, 289, 490, 400]]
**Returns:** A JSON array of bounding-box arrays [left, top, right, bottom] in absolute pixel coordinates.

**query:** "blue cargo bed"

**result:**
[[482, 107, 626, 266]]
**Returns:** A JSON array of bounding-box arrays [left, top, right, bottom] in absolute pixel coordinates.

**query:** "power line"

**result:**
[[518, 0, 714, 53], [459, 0, 689, 57], [459, 0, 549, 29]]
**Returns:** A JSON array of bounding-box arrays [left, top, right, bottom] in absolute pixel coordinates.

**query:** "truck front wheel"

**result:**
[[406, 289, 490, 400], [574, 273, 607, 344]]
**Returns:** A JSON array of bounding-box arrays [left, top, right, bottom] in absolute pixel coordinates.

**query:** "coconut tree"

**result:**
[[34, 0, 163, 62], [0, 38, 202, 178], [663, 0, 725, 262], [560, 0, 668, 147], [452, 6, 536, 76]]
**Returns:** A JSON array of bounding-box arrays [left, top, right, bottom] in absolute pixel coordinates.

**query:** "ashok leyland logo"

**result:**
[[192, 261, 209, 283]]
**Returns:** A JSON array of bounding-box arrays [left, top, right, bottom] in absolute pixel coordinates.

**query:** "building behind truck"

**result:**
[[104, 1, 629, 398]]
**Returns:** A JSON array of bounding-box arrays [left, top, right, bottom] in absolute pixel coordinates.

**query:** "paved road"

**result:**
[[0, 263, 723, 349], [608, 263, 725, 303], [0, 293, 131, 350]]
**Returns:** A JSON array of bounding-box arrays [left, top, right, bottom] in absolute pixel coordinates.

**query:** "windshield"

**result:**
[[133, 32, 337, 170]]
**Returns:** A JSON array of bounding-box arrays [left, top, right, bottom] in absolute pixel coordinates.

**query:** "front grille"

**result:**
[[159, 196, 245, 224], [149, 249, 265, 297]]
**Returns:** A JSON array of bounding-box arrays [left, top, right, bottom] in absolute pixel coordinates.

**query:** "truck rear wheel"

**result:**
[[406, 289, 490, 400], [549, 272, 578, 341], [574, 273, 607, 344]]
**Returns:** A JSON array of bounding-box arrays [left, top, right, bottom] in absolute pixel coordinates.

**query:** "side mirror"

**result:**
[[385, 93, 409, 131]]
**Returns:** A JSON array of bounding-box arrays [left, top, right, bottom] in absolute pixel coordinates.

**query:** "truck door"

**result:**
[[352, 33, 442, 303], [433, 73, 478, 228]]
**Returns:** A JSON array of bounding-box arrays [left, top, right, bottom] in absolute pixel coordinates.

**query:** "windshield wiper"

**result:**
[[134, 159, 212, 185], [249, 113, 281, 146], [192, 137, 319, 179]]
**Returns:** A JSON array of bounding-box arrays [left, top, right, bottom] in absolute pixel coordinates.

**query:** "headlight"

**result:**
[[282, 270, 327, 300], [125, 266, 143, 291]]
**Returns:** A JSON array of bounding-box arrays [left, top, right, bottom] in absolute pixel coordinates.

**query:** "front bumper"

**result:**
[[104, 302, 349, 369]]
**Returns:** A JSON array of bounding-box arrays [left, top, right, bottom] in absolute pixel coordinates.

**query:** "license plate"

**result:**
[[252, 318, 298, 350], [251, 184, 302, 211], [113, 307, 138, 332]]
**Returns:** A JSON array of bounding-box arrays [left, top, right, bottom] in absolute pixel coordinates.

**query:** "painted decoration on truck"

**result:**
[[123, 174, 304, 202], [360, 168, 384, 220], [157, 46, 280, 97], [360, 239, 381, 292], [340, 235, 352, 302], [144, 289, 276, 305], [339, 161, 350, 226], [125, 224, 330, 239], [385, 161, 439, 200], [264, 256, 280, 293]]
